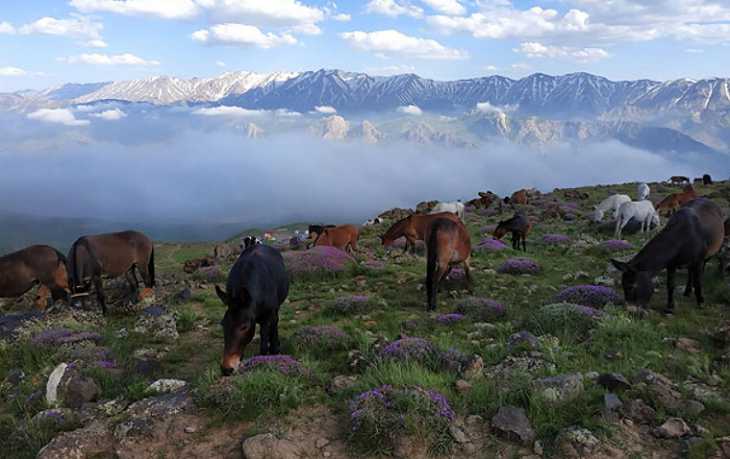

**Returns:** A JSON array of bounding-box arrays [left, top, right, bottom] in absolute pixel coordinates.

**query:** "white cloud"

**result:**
[[27, 108, 89, 126], [85, 39, 108, 48], [475, 101, 515, 114], [515, 42, 610, 62], [511, 62, 532, 71], [18, 15, 105, 47], [91, 108, 127, 120], [216, 60, 227, 67], [366, 0, 424, 18], [192, 24, 297, 48], [366, 64, 417, 75], [483, 64, 498, 72], [0, 21, 15, 34], [315, 105, 337, 114], [274, 108, 302, 117], [59, 53, 160, 66], [0, 66, 26, 77], [341, 29, 468, 60], [398, 104, 423, 115], [421, 0, 465, 16], [685, 48, 705, 54], [193, 106, 266, 117], [332, 13, 351, 22], [70, 0, 200, 19], [199, 0, 325, 33]]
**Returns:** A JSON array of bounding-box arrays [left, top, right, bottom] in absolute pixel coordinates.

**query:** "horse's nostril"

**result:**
[[221, 366, 234, 377]]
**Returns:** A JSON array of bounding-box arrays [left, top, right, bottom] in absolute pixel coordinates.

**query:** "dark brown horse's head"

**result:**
[[611, 259, 654, 307], [216, 285, 255, 376], [381, 216, 411, 247], [493, 222, 508, 240]]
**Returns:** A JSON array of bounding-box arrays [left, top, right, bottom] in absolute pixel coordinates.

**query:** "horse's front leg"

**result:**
[[684, 268, 693, 297], [693, 263, 704, 306], [665, 266, 676, 314]]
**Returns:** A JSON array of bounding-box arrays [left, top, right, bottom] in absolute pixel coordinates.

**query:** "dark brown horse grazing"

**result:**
[[381, 212, 461, 254], [0, 245, 69, 309], [611, 198, 725, 314], [68, 231, 155, 314], [493, 213, 532, 251], [314, 224, 360, 253], [425, 218, 472, 310]]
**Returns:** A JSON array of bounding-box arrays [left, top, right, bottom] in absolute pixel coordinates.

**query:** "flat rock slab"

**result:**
[[0, 311, 43, 340], [491, 406, 536, 445]]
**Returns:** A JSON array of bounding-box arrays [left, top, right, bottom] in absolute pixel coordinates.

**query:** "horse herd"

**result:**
[[0, 177, 726, 375]]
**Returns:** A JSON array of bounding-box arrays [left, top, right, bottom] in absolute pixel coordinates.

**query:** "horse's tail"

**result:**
[[148, 246, 156, 287]]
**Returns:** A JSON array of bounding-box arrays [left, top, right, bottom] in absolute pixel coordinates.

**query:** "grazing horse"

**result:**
[[510, 190, 529, 206], [216, 244, 289, 376], [381, 212, 461, 254], [670, 176, 690, 186], [68, 231, 155, 315], [593, 194, 631, 222], [637, 183, 650, 201], [611, 198, 724, 313], [703, 174, 713, 185], [0, 245, 69, 309], [656, 185, 697, 216], [425, 218, 472, 310], [615, 201, 660, 238], [467, 191, 498, 209], [430, 201, 465, 220], [307, 224, 335, 248], [314, 224, 360, 253], [493, 213, 532, 251]]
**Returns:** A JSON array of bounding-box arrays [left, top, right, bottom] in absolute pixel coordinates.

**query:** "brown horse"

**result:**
[[612, 198, 724, 314], [510, 189, 529, 205], [493, 213, 532, 251], [656, 185, 697, 216], [425, 218, 472, 310], [467, 191, 498, 209], [381, 212, 461, 254], [68, 230, 155, 314], [0, 245, 69, 310], [314, 225, 360, 253]]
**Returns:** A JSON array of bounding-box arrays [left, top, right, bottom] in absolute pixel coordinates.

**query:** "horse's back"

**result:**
[[682, 199, 725, 256], [229, 245, 288, 307]]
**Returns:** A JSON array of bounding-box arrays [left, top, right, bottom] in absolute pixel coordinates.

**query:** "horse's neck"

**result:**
[[387, 219, 410, 239], [599, 198, 616, 212], [632, 231, 680, 272]]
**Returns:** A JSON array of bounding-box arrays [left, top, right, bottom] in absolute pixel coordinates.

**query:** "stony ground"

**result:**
[[2, 180, 730, 459]]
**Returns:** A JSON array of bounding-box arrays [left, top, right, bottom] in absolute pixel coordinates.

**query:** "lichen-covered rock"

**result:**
[[134, 307, 179, 342], [46, 363, 100, 409], [556, 427, 600, 458], [241, 433, 305, 459], [37, 420, 114, 459], [491, 406, 535, 445], [533, 373, 584, 402], [146, 379, 187, 395]]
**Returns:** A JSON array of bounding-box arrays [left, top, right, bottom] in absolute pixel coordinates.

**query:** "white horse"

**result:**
[[430, 201, 465, 220], [593, 194, 631, 222], [637, 183, 650, 201], [615, 200, 660, 238], [363, 217, 383, 226]]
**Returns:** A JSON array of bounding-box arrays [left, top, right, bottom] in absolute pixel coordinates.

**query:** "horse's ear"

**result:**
[[610, 259, 630, 273], [215, 285, 230, 305]]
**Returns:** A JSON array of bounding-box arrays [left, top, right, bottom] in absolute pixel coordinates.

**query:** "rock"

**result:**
[[604, 393, 623, 412], [466, 415, 483, 426], [597, 372, 631, 391], [621, 399, 657, 424], [634, 369, 683, 413], [675, 337, 702, 354], [0, 311, 43, 340], [491, 406, 536, 445], [455, 379, 472, 394], [682, 400, 705, 417], [534, 373, 584, 402], [32, 328, 103, 346], [486, 356, 556, 382], [185, 426, 197, 434], [315, 438, 330, 449], [242, 433, 305, 459], [46, 363, 68, 407], [98, 398, 128, 417], [62, 370, 101, 409], [328, 375, 357, 393], [463, 355, 484, 379], [37, 420, 115, 459], [115, 391, 193, 441], [654, 417, 690, 439], [449, 425, 469, 444], [31, 408, 78, 431], [717, 436, 730, 457], [507, 331, 539, 353], [134, 308, 178, 342], [594, 275, 615, 287], [146, 378, 187, 394], [683, 381, 723, 404], [533, 440, 544, 456], [174, 288, 193, 303], [556, 427, 600, 458]]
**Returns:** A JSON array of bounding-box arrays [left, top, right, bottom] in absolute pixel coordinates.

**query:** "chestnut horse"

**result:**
[[68, 230, 155, 314], [0, 245, 69, 309], [611, 198, 724, 314], [493, 213, 532, 251], [381, 212, 461, 254], [656, 185, 697, 216], [314, 224, 360, 253], [510, 190, 529, 205], [425, 218, 472, 310]]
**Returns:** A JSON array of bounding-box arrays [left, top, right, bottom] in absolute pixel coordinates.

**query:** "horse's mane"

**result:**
[[383, 216, 411, 240]]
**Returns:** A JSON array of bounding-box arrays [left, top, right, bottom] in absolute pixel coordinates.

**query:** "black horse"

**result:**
[[612, 198, 725, 314], [216, 244, 289, 376]]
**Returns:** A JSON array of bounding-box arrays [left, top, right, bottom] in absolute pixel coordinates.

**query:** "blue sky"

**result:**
[[1, 0, 729, 92]]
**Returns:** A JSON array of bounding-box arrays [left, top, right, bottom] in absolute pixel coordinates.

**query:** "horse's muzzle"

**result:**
[[220, 366, 234, 377]]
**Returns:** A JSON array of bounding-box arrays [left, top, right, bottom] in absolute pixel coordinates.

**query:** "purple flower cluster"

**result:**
[[446, 267, 466, 281], [424, 389, 456, 422], [240, 355, 303, 376], [542, 234, 571, 245], [329, 295, 373, 315], [554, 285, 621, 308], [475, 237, 508, 252], [380, 337, 438, 363], [31, 328, 102, 346], [602, 239, 633, 252], [435, 313, 465, 324], [497, 257, 541, 275], [283, 246, 354, 274], [292, 325, 350, 350], [455, 297, 506, 321]]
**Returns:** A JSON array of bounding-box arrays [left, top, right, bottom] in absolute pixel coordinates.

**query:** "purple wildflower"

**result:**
[[475, 237, 508, 252], [542, 234, 571, 245], [602, 239, 633, 252], [329, 295, 374, 315], [435, 313, 465, 324], [292, 325, 350, 350], [554, 285, 621, 308], [446, 267, 466, 281], [240, 355, 304, 376], [455, 297, 506, 321], [425, 389, 456, 422], [497, 257, 541, 275], [94, 359, 117, 369], [380, 337, 437, 363], [283, 246, 354, 274]]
